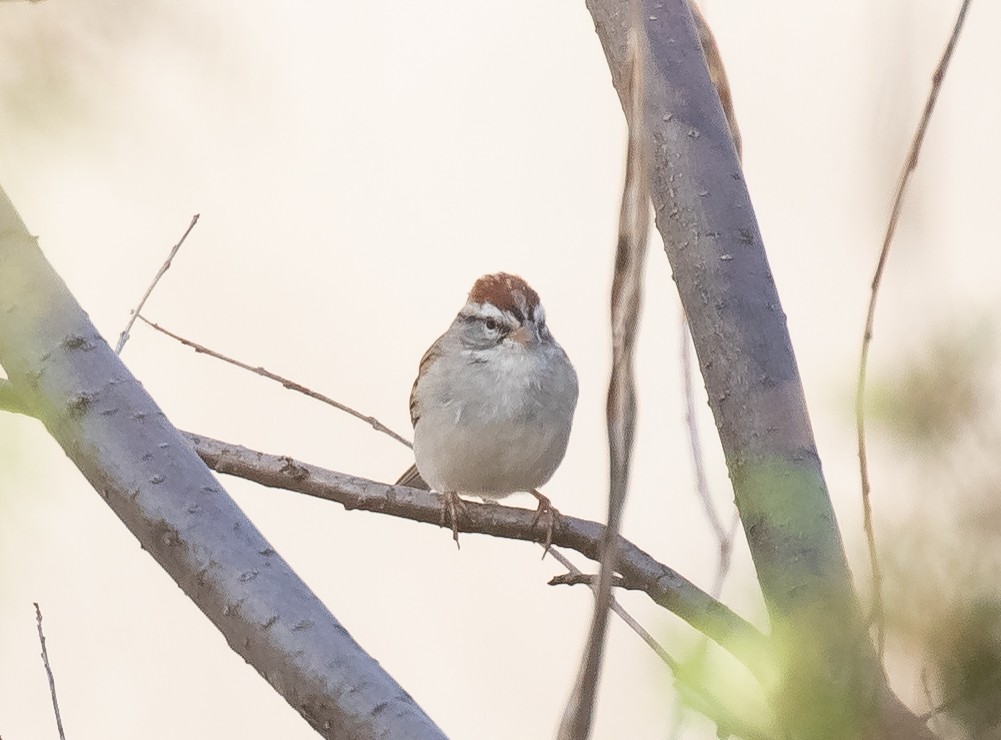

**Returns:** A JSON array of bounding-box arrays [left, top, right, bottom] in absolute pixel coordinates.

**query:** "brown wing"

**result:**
[[398, 334, 445, 489], [408, 336, 444, 427], [395, 463, 430, 490]]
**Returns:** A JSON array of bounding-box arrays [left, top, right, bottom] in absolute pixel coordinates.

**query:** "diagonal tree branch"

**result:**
[[183, 431, 775, 686], [584, 1, 933, 737], [0, 185, 445, 740]]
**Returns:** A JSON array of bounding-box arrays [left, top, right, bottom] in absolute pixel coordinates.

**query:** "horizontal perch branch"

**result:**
[[185, 431, 774, 685]]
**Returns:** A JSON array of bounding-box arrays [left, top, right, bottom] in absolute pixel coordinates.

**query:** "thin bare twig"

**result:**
[[139, 317, 412, 449], [855, 0, 973, 657], [681, 314, 740, 596], [559, 20, 649, 740], [680, 318, 724, 542], [115, 214, 199, 354], [34, 603, 66, 740]]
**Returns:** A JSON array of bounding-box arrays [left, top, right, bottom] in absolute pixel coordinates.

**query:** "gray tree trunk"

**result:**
[[583, 1, 932, 737]]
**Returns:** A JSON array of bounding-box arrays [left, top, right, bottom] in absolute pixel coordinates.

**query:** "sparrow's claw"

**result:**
[[440, 491, 468, 548], [530, 490, 561, 558]]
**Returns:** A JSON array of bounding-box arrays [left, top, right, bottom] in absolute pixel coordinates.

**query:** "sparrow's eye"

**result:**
[[484, 318, 499, 332]]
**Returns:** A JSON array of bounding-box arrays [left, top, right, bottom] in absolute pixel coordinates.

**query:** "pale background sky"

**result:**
[[1, 1, 999, 738]]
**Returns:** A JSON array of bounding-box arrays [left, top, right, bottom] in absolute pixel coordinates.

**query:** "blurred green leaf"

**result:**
[[867, 320, 994, 448], [932, 597, 1001, 738]]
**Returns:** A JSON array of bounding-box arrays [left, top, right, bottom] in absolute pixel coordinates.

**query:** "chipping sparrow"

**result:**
[[396, 272, 578, 547]]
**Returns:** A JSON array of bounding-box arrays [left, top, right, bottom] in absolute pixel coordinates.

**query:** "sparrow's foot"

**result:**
[[440, 491, 468, 548], [530, 490, 561, 558]]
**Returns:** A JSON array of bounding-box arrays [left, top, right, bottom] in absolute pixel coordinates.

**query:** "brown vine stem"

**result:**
[[559, 19, 649, 739], [855, 0, 974, 657]]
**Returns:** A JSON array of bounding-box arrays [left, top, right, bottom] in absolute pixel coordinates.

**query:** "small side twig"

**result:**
[[548, 572, 631, 590], [115, 214, 199, 354], [34, 602, 66, 740], [855, 0, 973, 656], [140, 317, 412, 449]]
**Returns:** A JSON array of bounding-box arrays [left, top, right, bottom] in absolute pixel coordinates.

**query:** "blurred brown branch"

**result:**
[[855, 0, 974, 658], [690, 1, 741, 159], [561, 17, 650, 739]]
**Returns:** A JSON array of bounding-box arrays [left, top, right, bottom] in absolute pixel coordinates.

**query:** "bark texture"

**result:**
[[0, 186, 445, 740], [582, 2, 931, 737]]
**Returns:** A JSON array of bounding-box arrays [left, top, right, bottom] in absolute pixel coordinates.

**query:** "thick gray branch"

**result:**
[[583, 2, 932, 737], [0, 186, 445, 740], [588, 0, 858, 648]]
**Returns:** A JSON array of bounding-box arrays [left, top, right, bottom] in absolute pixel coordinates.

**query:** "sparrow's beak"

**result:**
[[510, 322, 540, 347]]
